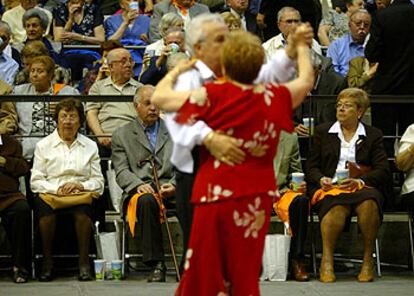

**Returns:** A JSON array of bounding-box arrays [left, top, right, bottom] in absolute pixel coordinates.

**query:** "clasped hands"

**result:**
[[57, 182, 84, 195], [137, 183, 175, 199], [320, 177, 363, 191]]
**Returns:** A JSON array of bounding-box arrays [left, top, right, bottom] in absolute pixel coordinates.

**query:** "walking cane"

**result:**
[[147, 156, 181, 281]]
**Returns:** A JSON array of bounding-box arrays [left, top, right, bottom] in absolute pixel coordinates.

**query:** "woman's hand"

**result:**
[[124, 9, 139, 24], [60, 31, 80, 43], [57, 182, 84, 195], [320, 176, 333, 191], [68, 1, 82, 18], [338, 178, 363, 190], [203, 131, 245, 166]]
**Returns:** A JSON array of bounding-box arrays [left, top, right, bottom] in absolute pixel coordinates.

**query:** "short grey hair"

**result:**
[[106, 47, 130, 63], [277, 6, 300, 23], [159, 13, 183, 38], [185, 13, 225, 57], [22, 8, 49, 30], [134, 85, 155, 105], [349, 8, 371, 21], [0, 21, 12, 36]]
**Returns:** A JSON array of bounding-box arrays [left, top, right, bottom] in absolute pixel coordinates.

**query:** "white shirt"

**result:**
[[230, 8, 246, 31], [262, 33, 322, 62], [31, 129, 104, 195], [166, 49, 296, 173], [329, 121, 366, 182], [398, 123, 414, 195]]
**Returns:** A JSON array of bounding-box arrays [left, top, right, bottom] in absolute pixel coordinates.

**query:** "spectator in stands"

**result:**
[[396, 124, 414, 214], [140, 28, 185, 85], [105, 0, 151, 77], [222, 0, 258, 34], [0, 80, 18, 135], [327, 9, 371, 78], [273, 131, 310, 281], [257, 0, 322, 41], [166, 51, 189, 71], [0, 132, 31, 283], [306, 88, 391, 283], [318, 0, 365, 46], [23, 8, 63, 67], [2, 0, 52, 48], [375, 0, 391, 10], [86, 47, 141, 157], [15, 41, 71, 86], [31, 98, 104, 282], [199, 0, 224, 12], [112, 85, 175, 283], [365, 0, 414, 155], [0, 21, 19, 86], [144, 12, 183, 57], [262, 7, 322, 61], [221, 11, 241, 31], [53, 0, 105, 81], [14, 55, 79, 160], [149, 0, 209, 42]]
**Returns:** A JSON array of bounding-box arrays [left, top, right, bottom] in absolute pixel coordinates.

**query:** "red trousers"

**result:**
[[176, 195, 272, 296]]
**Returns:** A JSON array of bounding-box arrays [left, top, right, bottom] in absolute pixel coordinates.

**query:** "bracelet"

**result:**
[[82, 35, 86, 41], [203, 131, 215, 147]]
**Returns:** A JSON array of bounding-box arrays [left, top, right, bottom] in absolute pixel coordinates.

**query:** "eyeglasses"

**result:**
[[281, 19, 300, 24], [351, 20, 370, 28], [111, 58, 135, 66], [336, 102, 356, 110]]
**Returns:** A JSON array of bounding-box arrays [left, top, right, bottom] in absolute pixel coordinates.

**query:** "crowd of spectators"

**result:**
[[0, 0, 413, 287]]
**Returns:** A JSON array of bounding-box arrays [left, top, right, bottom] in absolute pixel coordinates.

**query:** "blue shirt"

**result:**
[[327, 33, 365, 77], [104, 14, 150, 42], [139, 119, 159, 152], [0, 53, 19, 85]]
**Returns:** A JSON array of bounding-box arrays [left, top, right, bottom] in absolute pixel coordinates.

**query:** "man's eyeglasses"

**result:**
[[111, 58, 135, 66], [351, 20, 370, 28], [281, 19, 300, 24]]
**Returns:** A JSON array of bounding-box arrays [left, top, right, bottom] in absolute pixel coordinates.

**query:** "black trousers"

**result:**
[[0, 199, 31, 270], [402, 192, 414, 213], [288, 195, 309, 260], [175, 171, 194, 271], [135, 193, 175, 265]]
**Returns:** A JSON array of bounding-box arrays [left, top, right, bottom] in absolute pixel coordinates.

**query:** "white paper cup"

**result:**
[[111, 260, 123, 280], [94, 259, 106, 281], [336, 168, 349, 184], [291, 172, 304, 191]]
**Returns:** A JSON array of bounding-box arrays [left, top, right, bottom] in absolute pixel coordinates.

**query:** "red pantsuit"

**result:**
[[174, 81, 293, 295]]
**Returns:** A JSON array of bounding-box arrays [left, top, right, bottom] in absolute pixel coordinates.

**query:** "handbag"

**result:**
[[261, 224, 291, 281], [39, 191, 99, 210], [346, 161, 372, 179]]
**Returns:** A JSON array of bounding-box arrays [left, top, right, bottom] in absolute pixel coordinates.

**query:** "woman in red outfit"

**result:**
[[152, 29, 314, 296]]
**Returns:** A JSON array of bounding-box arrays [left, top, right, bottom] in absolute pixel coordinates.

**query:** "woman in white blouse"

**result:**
[[306, 88, 391, 283], [396, 124, 414, 213], [31, 98, 104, 282]]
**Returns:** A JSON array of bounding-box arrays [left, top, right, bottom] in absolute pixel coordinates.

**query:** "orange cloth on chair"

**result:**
[[311, 183, 365, 206], [127, 192, 165, 237], [273, 189, 302, 225], [172, 0, 195, 15]]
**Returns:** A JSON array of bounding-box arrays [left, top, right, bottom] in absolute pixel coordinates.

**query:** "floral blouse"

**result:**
[[175, 81, 293, 204], [54, 3, 103, 44]]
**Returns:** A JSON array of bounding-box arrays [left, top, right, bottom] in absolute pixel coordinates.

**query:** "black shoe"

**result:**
[[147, 262, 166, 283], [78, 265, 93, 281], [39, 265, 54, 282]]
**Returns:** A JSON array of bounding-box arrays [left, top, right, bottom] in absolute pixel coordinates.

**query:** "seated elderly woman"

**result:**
[[14, 55, 79, 160], [0, 132, 31, 283], [23, 8, 63, 67], [306, 88, 391, 283], [396, 124, 414, 213], [30, 98, 104, 281], [15, 41, 71, 86], [53, 0, 105, 81]]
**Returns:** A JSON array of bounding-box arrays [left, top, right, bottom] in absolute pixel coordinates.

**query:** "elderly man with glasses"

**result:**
[[327, 9, 371, 77], [262, 6, 322, 61]]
